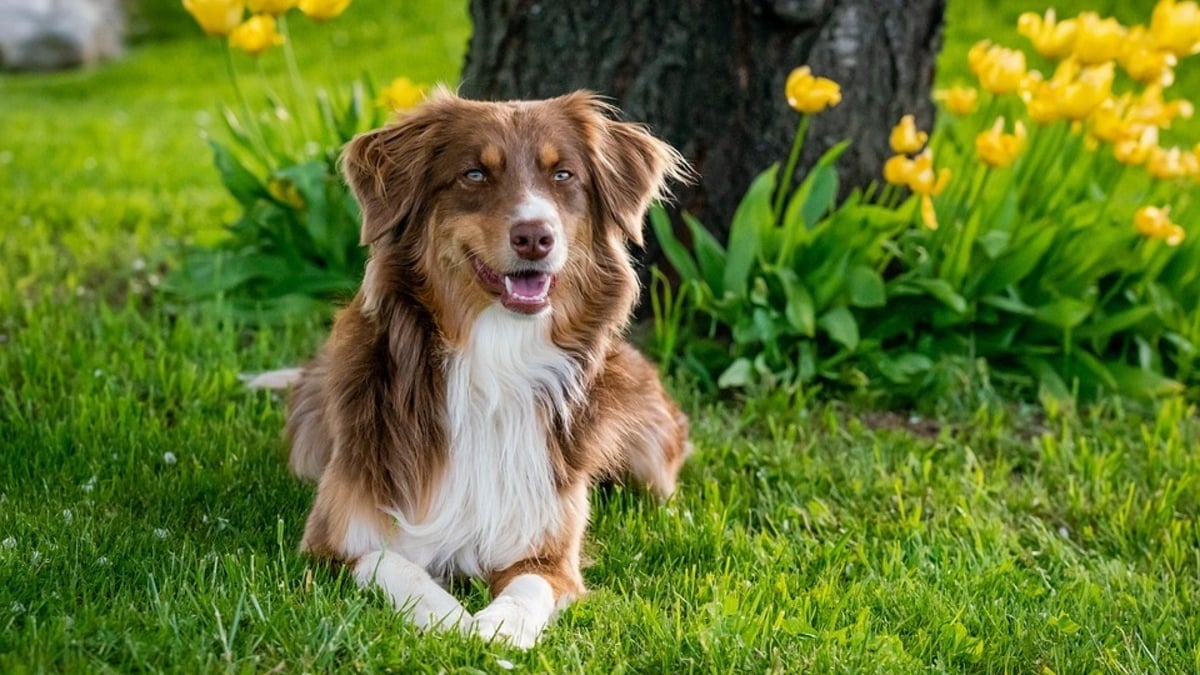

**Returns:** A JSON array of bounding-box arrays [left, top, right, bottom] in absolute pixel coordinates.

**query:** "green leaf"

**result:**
[[684, 212, 727, 297], [1021, 357, 1072, 403], [209, 140, 267, 207], [649, 204, 701, 282], [979, 293, 1034, 316], [718, 357, 754, 389], [977, 230, 1011, 259], [972, 225, 1056, 295], [847, 265, 886, 308], [875, 352, 933, 384], [724, 166, 776, 297], [772, 268, 815, 336], [1076, 305, 1156, 340], [894, 278, 968, 314], [819, 306, 859, 351], [1033, 297, 1093, 330], [1106, 363, 1185, 398]]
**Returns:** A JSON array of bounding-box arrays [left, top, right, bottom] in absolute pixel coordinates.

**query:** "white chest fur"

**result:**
[[389, 305, 579, 579]]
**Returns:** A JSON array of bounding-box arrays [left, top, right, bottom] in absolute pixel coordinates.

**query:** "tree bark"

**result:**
[[461, 0, 945, 268]]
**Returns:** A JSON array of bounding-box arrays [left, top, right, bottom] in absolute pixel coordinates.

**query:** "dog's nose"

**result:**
[[510, 221, 555, 261]]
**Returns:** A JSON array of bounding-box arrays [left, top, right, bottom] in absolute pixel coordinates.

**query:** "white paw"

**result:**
[[472, 598, 543, 649]]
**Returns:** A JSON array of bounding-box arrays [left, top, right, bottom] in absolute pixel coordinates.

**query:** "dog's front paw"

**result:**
[[472, 598, 544, 649]]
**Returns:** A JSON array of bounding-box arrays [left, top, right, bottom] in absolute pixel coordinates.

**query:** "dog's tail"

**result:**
[[240, 368, 304, 390]]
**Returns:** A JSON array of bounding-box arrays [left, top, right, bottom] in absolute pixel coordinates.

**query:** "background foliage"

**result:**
[[652, 0, 1200, 406]]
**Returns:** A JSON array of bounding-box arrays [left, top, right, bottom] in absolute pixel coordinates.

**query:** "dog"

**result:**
[[277, 89, 692, 648]]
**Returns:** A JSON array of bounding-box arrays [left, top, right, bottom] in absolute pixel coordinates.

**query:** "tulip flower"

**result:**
[[1018, 9, 1078, 59], [976, 117, 1027, 168], [1114, 126, 1159, 165], [920, 195, 938, 230], [907, 150, 951, 196], [183, 0, 245, 37], [247, 0, 296, 15], [1135, 205, 1185, 245], [1126, 85, 1195, 129], [933, 86, 978, 115], [376, 77, 426, 111], [1149, 0, 1200, 56], [298, 0, 351, 21], [882, 151, 949, 197], [1089, 97, 1139, 144], [1120, 27, 1178, 87], [785, 66, 842, 114], [968, 41, 1026, 95], [1147, 145, 1189, 179], [1055, 61, 1114, 120], [229, 14, 285, 55], [1072, 12, 1127, 65], [889, 115, 928, 155]]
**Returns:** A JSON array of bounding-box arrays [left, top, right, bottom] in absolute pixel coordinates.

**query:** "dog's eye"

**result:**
[[553, 169, 573, 182], [463, 169, 487, 183]]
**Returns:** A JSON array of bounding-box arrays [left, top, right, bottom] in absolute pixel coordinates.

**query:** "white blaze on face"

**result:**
[[511, 191, 567, 271]]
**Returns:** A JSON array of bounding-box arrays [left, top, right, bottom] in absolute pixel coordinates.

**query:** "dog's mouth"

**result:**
[[470, 255, 557, 315]]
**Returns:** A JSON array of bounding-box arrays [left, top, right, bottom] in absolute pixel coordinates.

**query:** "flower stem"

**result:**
[[774, 114, 810, 224], [223, 42, 273, 170], [276, 15, 312, 148]]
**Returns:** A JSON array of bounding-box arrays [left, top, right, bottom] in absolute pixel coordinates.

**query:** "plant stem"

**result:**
[[774, 115, 810, 224], [223, 42, 273, 170], [276, 15, 313, 148]]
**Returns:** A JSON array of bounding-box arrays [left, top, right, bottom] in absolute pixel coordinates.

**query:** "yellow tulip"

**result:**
[[907, 150, 951, 196], [1120, 27, 1178, 87], [298, 0, 351, 21], [785, 66, 842, 114], [229, 14, 284, 55], [1134, 205, 1185, 245], [247, 0, 296, 15], [969, 41, 1026, 95], [883, 155, 913, 186], [1072, 12, 1127, 65], [976, 117, 1027, 168], [376, 77, 426, 111], [920, 195, 939, 230], [933, 86, 978, 115], [1019, 72, 1059, 124], [1089, 97, 1140, 144], [1183, 150, 1200, 177], [1055, 61, 1114, 120], [1126, 84, 1195, 129], [889, 114, 928, 154], [1114, 125, 1159, 165], [1018, 9, 1078, 59], [882, 151, 949, 197], [1147, 145, 1189, 179], [1150, 0, 1200, 56], [182, 0, 245, 37]]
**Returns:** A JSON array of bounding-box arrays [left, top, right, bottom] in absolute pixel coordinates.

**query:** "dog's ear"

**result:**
[[342, 95, 447, 246], [569, 93, 691, 247]]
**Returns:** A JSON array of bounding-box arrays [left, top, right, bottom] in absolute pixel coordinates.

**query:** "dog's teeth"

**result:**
[[504, 277, 514, 294]]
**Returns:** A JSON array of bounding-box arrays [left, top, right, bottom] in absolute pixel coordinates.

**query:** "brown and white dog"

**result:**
[[277, 90, 692, 648]]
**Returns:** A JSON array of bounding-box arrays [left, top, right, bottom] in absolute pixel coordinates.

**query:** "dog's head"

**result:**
[[342, 89, 688, 329]]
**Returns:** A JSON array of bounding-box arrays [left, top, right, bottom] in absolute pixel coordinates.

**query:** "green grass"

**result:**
[[3, 1, 1199, 671]]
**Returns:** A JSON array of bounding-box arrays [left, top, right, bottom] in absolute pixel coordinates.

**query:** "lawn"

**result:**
[[2, 1, 1199, 672]]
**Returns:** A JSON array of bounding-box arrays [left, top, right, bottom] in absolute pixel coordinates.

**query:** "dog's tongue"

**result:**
[[502, 272, 554, 314]]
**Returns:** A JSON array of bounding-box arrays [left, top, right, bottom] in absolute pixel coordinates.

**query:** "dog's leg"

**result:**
[[472, 486, 588, 649], [472, 573, 565, 649], [353, 551, 471, 632], [607, 343, 692, 499], [303, 468, 470, 633]]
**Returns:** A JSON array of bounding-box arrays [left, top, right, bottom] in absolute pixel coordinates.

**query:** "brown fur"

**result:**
[[286, 89, 692, 607]]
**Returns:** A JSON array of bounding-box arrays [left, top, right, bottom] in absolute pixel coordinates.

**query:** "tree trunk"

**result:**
[[461, 0, 945, 273]]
